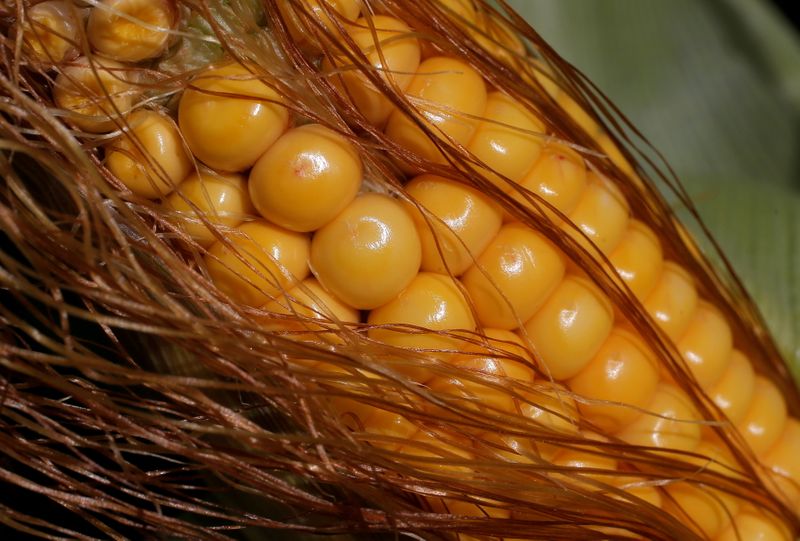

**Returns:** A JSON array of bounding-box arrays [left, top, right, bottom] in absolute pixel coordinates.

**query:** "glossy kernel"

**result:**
[[676, 302, 733, 389], [462, 223, 565, 330], [663, 482, 739, 539], [52, 57, 135, 133], [567, 329, 660, 433], [205, 220, 310, 307], [522, 275, 614, 380], [513, 142, 588, 221], [279, 0, 362, 53], [21, 1, 80, 64], [326, 15, 420, 127], [249, 124, 362, 232], [716, 512, 791, 541], [557, 92, 599, 138], [708, 349, 755, 426], [467, 91, 545, 190], [514, 383, 579, 460], [762, 419, 800, 499], [367, 272, 476, 360], [106, 110, 191, 199], [566, 171, 630, 256], [178, 63, 290, 172], [405, 174, 502, 275], [643, 262, 698, 341], [608, 220, 663, 300], [164, 170, 254, 247], [310, 193, 421, 310], [616, 383, 701, 452], [736, 376, 788, 456], [87, 0, 176, 62], [385, 56, 487, 169]]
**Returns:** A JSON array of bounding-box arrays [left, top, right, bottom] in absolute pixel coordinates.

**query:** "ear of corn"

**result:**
[[2, 0, 799, 539]]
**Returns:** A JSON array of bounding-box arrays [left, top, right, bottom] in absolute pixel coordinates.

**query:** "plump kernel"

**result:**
[[663, 481, 739, 539], [616, 383, 701, 452], [567, 329, 660, 433], [178, 63, 290, 172], [105, 110, 191, 199], [566, 171, 630, 256], [52, 57, 135, 133], [462, 223, 565, 330], [367, 272, 476, 373], [205, 220, 310, 307], [608, 220, 663, 301], [522, 275, 614, 380], [552, 445, 618, 487], [385, 56, 487, 170], [736, 376, 788, 456], [279, 0, 362, 53], [708, 349, 756, 426], [20, 1, 80, 64], [643, 262, 698, 341], [762, 419, 800, 499], [467, 91, 545, 190], [512, 142, 588, 221], [716, 512, 791, 541], [676, 302, 733, 389], [87, 0, 176, 62], [513, 383, 579, 460], [557, 91, 600, 138], [326, 15, 420, 127], [164, 170, 254, 247], [249, 124, 362, 232], [260, 277, 359, 342], [311, 193, 421, 310], [405, 174, 502, 276]]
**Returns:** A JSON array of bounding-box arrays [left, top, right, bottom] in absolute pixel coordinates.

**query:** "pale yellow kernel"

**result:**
[[205, 220, 310, 307], [21, 1, 80, 64], [105, 110, 191, 199], [164, 170, 254, 247], [676, 302, 733, 389], [467, 91, 545, 190], [404, 174, 502, 276], [325, 15, 420, 127], [566, 171, 630, 256], [367, 272, 476, 378], [608, 221, 664, 301], [385, 56, 487, 170], [249, 124, 362, 232], [522, 275, 614, 380], [310, 193, 421, 310], [708, 349, 755, 426], [736, 376, 788, 456], [178, 63, 290, 172], [87, 0, 176, 62], [568, 329, 660, 433], [616, 383, 701, 452], [52, 56, 135, 133], [462, 223, 565, 330], [643, 262, 698, 341]]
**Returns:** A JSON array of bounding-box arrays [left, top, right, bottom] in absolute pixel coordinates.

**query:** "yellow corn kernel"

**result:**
[[507, 383, 579, 461], [52, 56, 135, 133], [736, 376, 788, 456], [608, 220, 664, 301], [367, 272, 476, 379], [522, 275, 614, 380], [20, 0, 80, 64], [249, 124, 362, 232], [676, 302, 733, 389], [462, 223, 566, 330], [643, 262, 699, 341], [87, 0, 177, 62], [325, 15, 421, 127], [279, 0, 362, 53], [708, 349, 756, 426], [178, 63, 290, 172], [164, 170, 254, 247], [566, 171, 630, 256], [404, 174, 502, 276], [512, 142, 588, 221], [567, 329, 660, 433], [616, 383, 701, 452], [716, 511, 791, 541], [466, 91, 546, 190], [310, 193, 422, 310], [105, 109, 191, 199], [205, 220, 310, 307], [385, 56, 487, 169]]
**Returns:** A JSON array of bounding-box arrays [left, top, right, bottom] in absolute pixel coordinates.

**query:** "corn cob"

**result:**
[[6, 0, 800, 539]]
